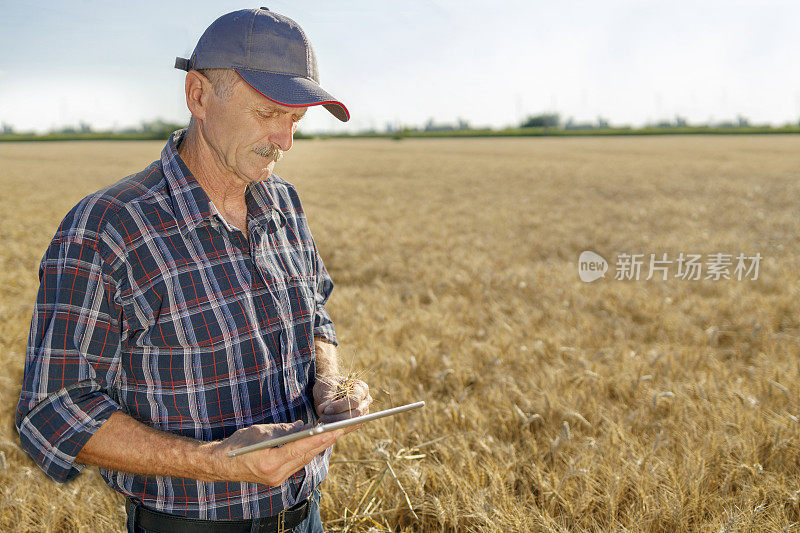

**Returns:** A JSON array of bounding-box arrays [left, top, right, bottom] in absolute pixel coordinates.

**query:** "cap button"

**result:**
[[260, 6, 270, 10]]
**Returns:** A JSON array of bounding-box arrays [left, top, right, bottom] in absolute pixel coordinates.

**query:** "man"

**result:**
[[15, 8, 371, 532]]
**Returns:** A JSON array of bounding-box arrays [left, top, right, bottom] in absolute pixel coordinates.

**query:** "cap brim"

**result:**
[[234, 68, 350, 122]]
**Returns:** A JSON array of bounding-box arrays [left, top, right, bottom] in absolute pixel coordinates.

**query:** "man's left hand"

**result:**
[[313, 376, 373, 427]]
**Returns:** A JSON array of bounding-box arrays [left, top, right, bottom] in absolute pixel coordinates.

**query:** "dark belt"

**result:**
[[127, 497, 310, 533]]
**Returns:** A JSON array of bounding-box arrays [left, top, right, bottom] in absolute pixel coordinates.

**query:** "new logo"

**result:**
[[578, 251, 608, 282]]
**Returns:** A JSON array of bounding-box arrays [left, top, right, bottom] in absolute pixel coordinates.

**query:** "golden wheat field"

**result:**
[[0, 135, 799, 532]]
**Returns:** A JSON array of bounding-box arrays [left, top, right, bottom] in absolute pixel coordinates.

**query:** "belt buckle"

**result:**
[[276, 508, 286, 533]]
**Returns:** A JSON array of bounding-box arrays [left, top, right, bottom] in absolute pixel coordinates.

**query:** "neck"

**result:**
[[178, 127, 247, 216], [178, 126, 249, 232]]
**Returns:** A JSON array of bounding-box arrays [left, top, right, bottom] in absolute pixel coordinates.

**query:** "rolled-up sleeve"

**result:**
[[312, 245, 337, 346], [16, 234, 122, 483]]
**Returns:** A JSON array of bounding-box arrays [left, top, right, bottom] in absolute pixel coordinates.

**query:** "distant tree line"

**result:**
[[519, 112, 778, 130], [0, 118, 321, 140], [0, 119, 186, 139], [3, 113, 800, 141]]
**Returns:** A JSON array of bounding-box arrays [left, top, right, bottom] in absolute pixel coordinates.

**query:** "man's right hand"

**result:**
[[211, 421, 343, 486], [76, 411, 342, 487]]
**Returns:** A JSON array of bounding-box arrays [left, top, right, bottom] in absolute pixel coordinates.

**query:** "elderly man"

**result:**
[[15, 8, 371, 533]]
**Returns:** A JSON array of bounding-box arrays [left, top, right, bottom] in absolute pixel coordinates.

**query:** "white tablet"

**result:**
[[226, 401, 426, 457]]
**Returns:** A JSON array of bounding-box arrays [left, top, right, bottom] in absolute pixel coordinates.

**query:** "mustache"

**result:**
[[253, 144, 284, 162]]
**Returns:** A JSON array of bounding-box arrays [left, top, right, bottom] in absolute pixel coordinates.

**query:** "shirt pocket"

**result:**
[[147, 292, 243, 348]]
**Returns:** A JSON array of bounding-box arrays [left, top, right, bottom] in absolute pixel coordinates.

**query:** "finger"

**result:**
[[291, 421, 314, 432], [339, 380, 369, 403], [228, 421, 302, 449], [287, 428, 339, 456], [322, 397, 352, 415], [319, 398, 369, 421], [306, 430, 343, 456], [323, 392, 370, 415], [276, 429, 343, 478], [319, 401, 370, 423], [317, 398, 332, 415], [275, 420, 304, 436], [320, 411, 362, 423], [351, 380, 369, 397], [323, 392, 372, 416], [273, 435, 330, 476]]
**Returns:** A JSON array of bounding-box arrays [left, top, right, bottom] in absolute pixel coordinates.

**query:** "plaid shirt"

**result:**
[[16, 129, 338, 519]]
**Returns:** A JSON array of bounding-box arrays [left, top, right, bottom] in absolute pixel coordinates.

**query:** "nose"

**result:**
[[269, 116, 296, 152]]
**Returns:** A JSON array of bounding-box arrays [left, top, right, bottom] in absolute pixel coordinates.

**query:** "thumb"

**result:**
[[275, 420, 304, 436]]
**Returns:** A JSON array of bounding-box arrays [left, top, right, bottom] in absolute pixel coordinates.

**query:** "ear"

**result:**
[[184, 70, 213, 122]]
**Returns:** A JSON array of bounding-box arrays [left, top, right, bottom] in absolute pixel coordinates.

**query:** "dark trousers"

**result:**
[[126, 488, 324, 533]]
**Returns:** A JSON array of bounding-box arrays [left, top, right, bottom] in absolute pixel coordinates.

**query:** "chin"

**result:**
[[252, 162, 275, 181]]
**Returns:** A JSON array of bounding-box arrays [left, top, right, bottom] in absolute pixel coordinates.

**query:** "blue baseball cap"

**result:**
[[175, 7, 350, 122]]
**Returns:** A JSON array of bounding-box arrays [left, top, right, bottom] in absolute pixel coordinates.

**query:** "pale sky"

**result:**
[[1, 0, 799, 133]]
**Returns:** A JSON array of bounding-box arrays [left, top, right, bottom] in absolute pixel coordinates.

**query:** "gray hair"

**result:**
[[196, 68, 240, 100], [187, 68, 241, 132]]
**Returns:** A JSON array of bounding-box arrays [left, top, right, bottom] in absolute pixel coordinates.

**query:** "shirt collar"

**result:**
[[208, 201, 239, 233], [245, 181, 287, 234], [161, 128, 286, 235], [161, 129, 213, 234]]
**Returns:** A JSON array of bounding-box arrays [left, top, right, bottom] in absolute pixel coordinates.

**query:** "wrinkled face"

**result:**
[[201, 77, 306, 183]]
